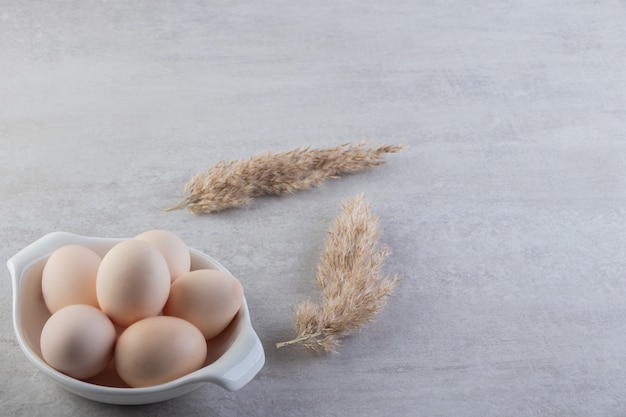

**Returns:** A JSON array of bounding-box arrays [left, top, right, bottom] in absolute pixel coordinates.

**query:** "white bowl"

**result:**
[[7, 231, 265, 405]]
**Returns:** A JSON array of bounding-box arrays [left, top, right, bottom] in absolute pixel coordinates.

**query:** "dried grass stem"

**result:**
[[165, 142, 405, 214], [276, 194, 399, 352]]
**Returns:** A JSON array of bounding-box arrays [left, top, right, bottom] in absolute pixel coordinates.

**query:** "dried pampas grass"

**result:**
[[165, 142, 405, 214], [276, 194, 399, 352]]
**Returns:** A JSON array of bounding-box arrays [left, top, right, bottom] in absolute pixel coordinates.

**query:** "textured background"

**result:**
[[3, 1, 626, 416]]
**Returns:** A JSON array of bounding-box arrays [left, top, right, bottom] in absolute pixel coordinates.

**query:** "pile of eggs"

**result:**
[[39, 230, 244, 388]]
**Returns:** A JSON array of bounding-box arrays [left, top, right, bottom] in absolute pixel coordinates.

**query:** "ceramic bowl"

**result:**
[[7, 231, 265, 405]]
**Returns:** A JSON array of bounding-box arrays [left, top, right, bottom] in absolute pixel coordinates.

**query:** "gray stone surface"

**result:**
[[3, 1, 626, 415]]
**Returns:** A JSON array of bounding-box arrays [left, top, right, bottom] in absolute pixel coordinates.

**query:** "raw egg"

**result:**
[[96, 239, 170, 328], [114, 316, 207, 388], [40, 304, 116, 380], [41, 244, 101, 313], [134, 229, 190, 282], [163, 269, 243, 339]]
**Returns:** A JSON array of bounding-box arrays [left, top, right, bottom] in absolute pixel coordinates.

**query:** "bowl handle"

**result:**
[[189, 327, 265, 391]]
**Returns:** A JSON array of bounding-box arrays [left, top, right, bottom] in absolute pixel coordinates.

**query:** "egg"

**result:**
[[134, 229, 190, 282], [114, 316, 207, 388], [163, 269, 243, 339], [40, 304, 116, 380], [96, 239, 170, 328], [41, 244, 101, 313]]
